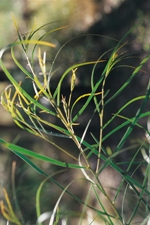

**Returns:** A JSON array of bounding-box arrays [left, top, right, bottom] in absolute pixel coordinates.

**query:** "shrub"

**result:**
[[0, 17, 150, 225]]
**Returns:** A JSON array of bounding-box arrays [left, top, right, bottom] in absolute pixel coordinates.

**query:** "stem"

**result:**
[[96, 76, 106, 174], [69, 126, 91, 169], [95, 176, 123, 223]]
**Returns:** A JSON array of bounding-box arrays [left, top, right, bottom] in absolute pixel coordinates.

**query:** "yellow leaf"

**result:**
[[73, 91, 102, 108], [0, 188, 21, 225]]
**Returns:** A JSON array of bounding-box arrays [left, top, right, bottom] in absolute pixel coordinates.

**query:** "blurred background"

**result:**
[[0, 0, 150, 224]]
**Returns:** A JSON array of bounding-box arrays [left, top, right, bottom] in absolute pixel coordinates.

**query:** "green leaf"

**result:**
[[0, 138, 86, 169]]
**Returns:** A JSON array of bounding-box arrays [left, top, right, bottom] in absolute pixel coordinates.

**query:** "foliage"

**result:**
[[0, 17, 150, 225]]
